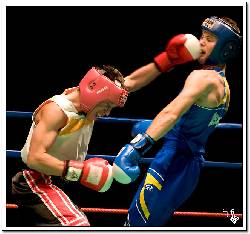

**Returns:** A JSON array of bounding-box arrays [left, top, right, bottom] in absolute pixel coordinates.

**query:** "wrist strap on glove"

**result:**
[[62, 160, 83, 181], [130, 133, 155, 155]]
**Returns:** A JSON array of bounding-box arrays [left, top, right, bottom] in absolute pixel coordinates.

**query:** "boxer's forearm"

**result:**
[[124, 63, 161, 92], [27, 152, 65, 176]]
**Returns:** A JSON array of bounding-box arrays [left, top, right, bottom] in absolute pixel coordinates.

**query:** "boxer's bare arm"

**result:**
[[146, 70, 218, 141], [124, 34, 201, 92], [27, 103, 67, 176], [124, 63, 161, 92]]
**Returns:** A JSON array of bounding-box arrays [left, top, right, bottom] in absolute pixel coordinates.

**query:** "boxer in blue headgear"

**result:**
[[112, 16, 242, 226], [201, 16, 242, 65]]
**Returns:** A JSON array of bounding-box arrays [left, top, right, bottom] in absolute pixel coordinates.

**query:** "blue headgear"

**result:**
[[201, 16, 241, 65]]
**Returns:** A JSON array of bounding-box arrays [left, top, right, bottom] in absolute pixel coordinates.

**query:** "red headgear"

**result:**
[[79, 67, 128, 113]]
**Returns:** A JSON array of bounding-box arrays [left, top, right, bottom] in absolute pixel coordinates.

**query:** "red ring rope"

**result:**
[[6, 204, 242, 218]]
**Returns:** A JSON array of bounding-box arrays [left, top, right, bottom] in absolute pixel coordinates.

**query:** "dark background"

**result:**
[[6, 6, 245, 228]]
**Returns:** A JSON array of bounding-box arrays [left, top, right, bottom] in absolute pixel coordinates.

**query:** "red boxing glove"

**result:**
[[62, 158, 113, 192], [154, 34, 201, 72]]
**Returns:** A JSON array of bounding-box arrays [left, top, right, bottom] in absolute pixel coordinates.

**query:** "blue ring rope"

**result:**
[[6, 150, 242, 169], [6, 111, 243, 170], [6, 111, 242, 129]]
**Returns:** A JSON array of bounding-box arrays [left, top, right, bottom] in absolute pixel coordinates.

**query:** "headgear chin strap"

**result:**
[[201, 16, 242, 65], [79, 67, 128, 113]]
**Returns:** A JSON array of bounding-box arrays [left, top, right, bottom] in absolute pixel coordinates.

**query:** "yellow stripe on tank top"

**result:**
[[139, 173, 163, 219], [59, 118, 92, 136]]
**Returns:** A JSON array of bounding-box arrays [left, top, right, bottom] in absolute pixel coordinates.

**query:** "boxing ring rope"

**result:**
[[6, 111, 244, 169], [5, 204, 242, 219], [6, 150, 243, 169], [6, 111, 243, 129], [6, 110, 243, 222]]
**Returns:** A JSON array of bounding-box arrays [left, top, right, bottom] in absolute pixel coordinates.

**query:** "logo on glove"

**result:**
[[67, 167, 82, 181]]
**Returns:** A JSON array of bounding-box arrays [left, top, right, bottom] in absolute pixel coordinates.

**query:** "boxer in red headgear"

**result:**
[[12, 65, 128, 226], [79, 66, 128, 120]]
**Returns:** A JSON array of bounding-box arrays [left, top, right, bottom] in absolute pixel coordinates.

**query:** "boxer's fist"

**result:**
[[112, 144, 141, 184], [154, 34, 201, 72], [113, 133, 155, 184], [63, 158, 113, 192]]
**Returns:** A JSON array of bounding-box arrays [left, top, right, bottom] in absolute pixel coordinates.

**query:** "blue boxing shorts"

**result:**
[[125, 132, 205, 226]]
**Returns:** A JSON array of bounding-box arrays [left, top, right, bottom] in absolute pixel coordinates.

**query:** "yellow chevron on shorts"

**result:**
[[139, 173, 163, 219], [59, 118, 92, 136]]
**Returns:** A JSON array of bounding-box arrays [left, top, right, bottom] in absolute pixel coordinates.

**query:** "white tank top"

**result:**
[[21, 93, 94, 164]]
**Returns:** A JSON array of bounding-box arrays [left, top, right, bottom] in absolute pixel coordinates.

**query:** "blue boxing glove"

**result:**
[[112, 133, 155, 184]]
